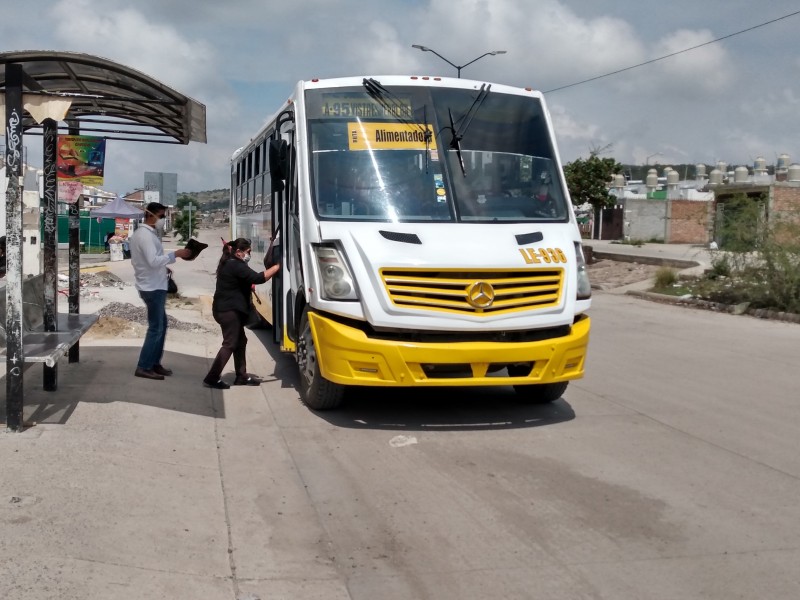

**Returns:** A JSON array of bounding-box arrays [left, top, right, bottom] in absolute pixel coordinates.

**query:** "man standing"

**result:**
[[129, 202, 191, 380]]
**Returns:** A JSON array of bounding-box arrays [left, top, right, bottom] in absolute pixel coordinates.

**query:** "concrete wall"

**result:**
[[625, 198, 667, 241]]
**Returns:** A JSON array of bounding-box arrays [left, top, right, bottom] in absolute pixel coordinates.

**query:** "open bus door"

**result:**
[[268, 124, 292, 349]]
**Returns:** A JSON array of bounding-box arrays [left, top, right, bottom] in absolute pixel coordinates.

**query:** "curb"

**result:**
[[625, 289, 800, 324], [590, 250, 699, 270]]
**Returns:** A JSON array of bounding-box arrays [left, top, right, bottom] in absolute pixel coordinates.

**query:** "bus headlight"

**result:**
[[315, 245, 359, 300], [574, 242, 592, 300]]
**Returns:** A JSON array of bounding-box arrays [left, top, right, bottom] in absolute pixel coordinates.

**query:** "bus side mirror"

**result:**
[[269, 139, 289, 192]]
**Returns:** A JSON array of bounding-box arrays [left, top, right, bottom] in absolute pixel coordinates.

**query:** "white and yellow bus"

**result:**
[[230, 75, 591, 410]]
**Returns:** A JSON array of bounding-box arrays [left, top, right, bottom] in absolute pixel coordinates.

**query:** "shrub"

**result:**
[[654, 267, 678, 289], [706, 195, 800, 313], [709, 254, 731, 279]]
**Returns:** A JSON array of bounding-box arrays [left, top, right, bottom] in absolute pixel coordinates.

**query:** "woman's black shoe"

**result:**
[[233, 376, 262, 386], [203, 379, 230, 390]]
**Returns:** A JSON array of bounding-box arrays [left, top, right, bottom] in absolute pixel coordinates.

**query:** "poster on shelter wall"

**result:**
[[114, 218, 133, 239], [56, 135, 106, 185], [57, 180, 83, 204]]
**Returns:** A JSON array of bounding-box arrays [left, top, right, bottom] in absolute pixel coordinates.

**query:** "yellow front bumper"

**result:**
[[307, 312, 590, 387]]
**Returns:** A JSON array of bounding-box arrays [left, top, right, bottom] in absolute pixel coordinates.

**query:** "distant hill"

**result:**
[[177, 189, 229, 210]]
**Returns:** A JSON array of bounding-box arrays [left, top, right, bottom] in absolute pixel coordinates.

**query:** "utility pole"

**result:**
[[185, 203, 195, 239]]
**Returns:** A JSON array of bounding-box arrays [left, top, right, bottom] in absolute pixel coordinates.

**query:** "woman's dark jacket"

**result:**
[[212, 258, 267, 315]]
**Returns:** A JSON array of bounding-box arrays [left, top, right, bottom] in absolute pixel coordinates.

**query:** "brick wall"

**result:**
[[667, 200, 711, 243], [770, 185, 800, 244], [772, 185, 800, 223]]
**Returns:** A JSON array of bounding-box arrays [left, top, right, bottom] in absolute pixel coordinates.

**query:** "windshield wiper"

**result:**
[[444, 83, 492, 177], [448, 108, 466, 177], [423, 104, 430, 173], [363, 78, 433, 172], [362, 78, 430, 136]]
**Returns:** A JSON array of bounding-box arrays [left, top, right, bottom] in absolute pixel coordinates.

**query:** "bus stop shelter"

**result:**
[[1, 51, 207, 431]]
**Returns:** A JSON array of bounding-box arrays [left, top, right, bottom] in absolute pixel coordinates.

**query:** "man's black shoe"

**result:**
[[203, 379, 230, 390], [233, 376, 262, 386], [153, 365, 173, 376], [135, 368, 165, 381]]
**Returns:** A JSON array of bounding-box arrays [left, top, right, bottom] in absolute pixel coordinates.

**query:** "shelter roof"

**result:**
[[0, 50, 206, 145]]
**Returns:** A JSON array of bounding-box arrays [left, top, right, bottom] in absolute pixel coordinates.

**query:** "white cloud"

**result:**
[[5, 0, 800, 191]]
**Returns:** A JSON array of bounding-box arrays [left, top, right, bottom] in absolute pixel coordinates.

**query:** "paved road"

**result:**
[[223, 292, 800, 599]]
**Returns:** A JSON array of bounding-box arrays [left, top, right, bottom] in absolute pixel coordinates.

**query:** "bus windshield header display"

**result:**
[[320, 93, 412, 119]]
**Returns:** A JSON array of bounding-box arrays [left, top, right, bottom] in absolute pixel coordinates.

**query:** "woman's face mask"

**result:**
[[241, 251, 251, 263]]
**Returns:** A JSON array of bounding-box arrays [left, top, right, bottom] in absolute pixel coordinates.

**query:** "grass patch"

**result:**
[[650, 284, 694, 296]]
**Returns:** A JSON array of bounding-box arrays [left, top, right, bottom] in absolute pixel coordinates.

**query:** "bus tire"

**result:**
[[296, 308, 345, 410], [513, 381, 568, 404]]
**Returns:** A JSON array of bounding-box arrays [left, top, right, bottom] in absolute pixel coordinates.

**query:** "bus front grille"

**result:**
[[380, 268, 564, 315]]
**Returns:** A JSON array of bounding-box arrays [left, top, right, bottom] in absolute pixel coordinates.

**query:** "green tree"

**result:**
[[176, 194, 195, 210], [168, 194, 202, 242], [563, 155, 623, 214]]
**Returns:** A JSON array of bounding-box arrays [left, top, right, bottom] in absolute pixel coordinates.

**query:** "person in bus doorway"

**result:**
[[129, 202, 193, 380], [203, 238, 280, 389]]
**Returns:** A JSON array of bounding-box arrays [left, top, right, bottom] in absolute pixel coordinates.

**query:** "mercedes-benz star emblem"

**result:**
[[466, 281, 495, 309]]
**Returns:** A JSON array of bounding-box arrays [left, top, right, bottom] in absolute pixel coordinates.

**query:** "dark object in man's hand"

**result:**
[[184, 238, 209, 261]]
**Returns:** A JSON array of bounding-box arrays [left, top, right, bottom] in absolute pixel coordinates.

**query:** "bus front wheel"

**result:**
[[513, 381, 568, 404], [296, 309, 345, 410]]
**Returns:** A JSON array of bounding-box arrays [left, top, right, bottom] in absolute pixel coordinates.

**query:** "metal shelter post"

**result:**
[[4, 64, 25, 430], [67, 121, 81, 363], [42, 118, 59, 389]]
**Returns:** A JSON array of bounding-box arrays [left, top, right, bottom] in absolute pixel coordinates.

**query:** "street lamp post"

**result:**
[[411, 45, 507, 78], [645, 152, 662, 166]]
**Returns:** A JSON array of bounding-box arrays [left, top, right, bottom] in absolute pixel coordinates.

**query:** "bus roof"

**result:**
[[301, 75, 541, 98]]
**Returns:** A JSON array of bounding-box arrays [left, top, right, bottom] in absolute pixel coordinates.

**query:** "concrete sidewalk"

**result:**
[[1, 226, 346, 599], [585, 239, 714, 276]]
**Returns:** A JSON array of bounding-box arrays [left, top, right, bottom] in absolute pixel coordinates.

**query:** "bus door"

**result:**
[[269, 118, 295, 350]]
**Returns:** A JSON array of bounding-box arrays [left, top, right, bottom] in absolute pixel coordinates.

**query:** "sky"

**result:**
[[3, 0, 800, 196]]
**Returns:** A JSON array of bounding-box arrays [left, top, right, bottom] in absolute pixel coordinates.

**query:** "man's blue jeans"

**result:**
[[138, 289, 168, 370]]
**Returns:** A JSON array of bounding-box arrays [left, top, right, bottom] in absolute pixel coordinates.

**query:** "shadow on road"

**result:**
[[315, 386, 576, 432], [255, 331, 576, 432], [18, 346, 220, 425]]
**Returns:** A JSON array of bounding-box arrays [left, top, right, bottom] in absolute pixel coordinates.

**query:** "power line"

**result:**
[[544, 9, 800, 94]]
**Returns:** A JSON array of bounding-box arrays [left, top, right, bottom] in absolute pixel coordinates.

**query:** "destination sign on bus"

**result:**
[[348, 122, 438, 151], [321, 94, 413, 119]]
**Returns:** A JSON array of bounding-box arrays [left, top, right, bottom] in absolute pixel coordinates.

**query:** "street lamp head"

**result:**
[[412, 45, 507, 78]]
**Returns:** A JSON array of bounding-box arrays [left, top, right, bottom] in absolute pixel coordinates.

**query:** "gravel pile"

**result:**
[[82, 271, 126, 287], [95, 302, 209, 332]]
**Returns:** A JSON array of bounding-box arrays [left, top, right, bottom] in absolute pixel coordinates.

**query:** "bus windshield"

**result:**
[[305, 82, 569, 223]]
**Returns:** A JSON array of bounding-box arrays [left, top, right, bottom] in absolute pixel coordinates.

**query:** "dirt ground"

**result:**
[[79, 270, 213, 340], [586, 258, 662, 289]]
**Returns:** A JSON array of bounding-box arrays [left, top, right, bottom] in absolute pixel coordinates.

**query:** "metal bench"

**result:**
[[0, 274, 98, 369]]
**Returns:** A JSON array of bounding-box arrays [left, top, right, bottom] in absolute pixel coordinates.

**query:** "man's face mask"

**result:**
[[147, 211, 166, 235]]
